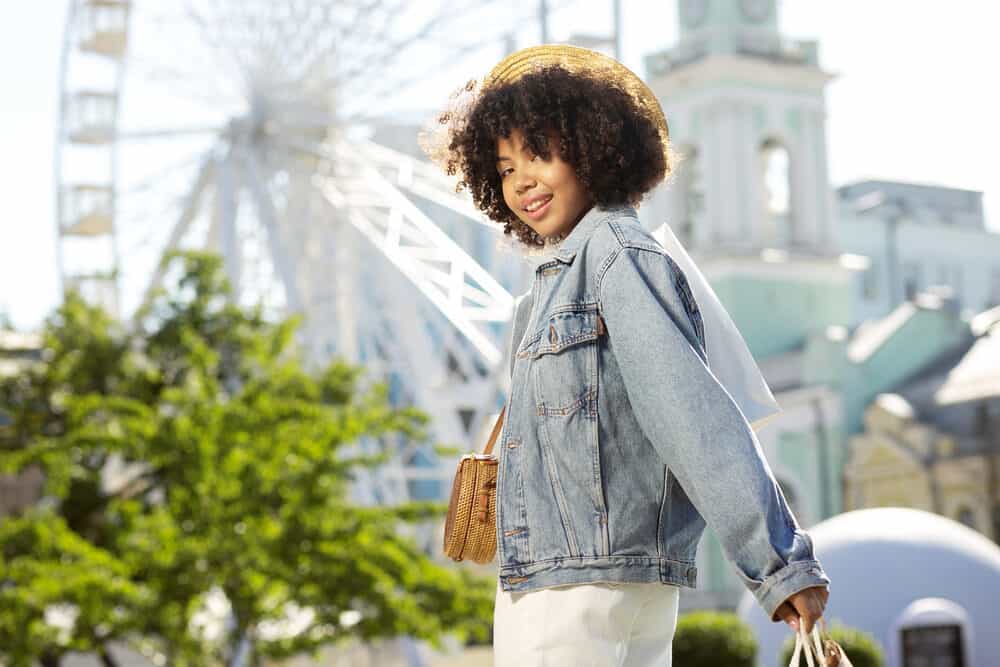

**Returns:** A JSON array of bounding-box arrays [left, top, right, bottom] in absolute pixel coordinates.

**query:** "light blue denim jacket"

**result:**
[[495, 204, 830, 620]]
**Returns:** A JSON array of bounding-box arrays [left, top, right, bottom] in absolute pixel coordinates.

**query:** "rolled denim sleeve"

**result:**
[[598, 245, 830, 620]]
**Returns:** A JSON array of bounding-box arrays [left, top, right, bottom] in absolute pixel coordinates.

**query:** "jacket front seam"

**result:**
[[533, 345, 582, 558]]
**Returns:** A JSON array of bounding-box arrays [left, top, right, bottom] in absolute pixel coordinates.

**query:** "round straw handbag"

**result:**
[[443, 406, 505, 564]]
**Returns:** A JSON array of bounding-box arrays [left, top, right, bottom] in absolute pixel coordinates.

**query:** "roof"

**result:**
[[935, 323, 1000, 405], [872, 307, 1000, 445], [846, 302, 917, 363]]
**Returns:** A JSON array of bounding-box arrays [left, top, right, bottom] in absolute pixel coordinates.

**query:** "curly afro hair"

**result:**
[[421, 64, 673, 248]]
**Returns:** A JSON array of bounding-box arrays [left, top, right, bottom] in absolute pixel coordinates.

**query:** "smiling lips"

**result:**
[[522, 194, 553, 219]]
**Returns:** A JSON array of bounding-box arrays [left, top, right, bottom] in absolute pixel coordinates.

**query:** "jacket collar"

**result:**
[[550, 204, 636, 265]]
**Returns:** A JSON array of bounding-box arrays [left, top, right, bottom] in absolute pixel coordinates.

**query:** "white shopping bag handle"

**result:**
[[788, 623, 826, 667]]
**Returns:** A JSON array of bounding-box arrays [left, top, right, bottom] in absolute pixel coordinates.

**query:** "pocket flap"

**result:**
[[519, 308, 606, 357]]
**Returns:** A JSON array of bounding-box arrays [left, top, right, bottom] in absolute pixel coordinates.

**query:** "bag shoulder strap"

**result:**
[[482, 405, 505, 456]]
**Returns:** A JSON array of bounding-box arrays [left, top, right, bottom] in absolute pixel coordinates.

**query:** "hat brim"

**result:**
[[483, 44, 669, 146]]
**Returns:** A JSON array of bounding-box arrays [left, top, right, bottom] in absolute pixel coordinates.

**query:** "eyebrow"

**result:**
[[496, 140, 536, 165]]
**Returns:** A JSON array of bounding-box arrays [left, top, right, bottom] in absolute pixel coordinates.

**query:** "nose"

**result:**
[[515, 171, 536, 195]]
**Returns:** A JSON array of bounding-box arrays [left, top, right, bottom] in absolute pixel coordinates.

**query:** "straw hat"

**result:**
[[482, 44, 669, 151]]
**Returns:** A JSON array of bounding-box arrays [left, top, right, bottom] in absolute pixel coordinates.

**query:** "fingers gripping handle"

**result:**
[[788, 623, 827, 667]]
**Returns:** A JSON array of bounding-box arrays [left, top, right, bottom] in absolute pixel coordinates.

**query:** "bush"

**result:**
[[779, 622, 884, 667], [673, 611, 757, 667]]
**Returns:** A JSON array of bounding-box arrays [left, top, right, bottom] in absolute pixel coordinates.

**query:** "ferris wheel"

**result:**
[[53, 0, 618, 519]]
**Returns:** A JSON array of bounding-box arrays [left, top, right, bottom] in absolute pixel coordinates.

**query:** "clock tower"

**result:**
[[678, 0, 780, 53], [644, 0, 838, 258], [642, 3, 857, 613]]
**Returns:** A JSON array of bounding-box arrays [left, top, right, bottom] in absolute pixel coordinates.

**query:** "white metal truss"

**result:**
[[314, 138, 515, 366], [52, 0, 627, 663]]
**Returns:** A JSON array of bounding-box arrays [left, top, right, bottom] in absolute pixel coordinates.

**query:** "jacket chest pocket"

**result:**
[[517, 306, 606, 417]]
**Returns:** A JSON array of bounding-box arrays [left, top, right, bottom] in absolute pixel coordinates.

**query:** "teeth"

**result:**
[[526, 197, 550, 212]]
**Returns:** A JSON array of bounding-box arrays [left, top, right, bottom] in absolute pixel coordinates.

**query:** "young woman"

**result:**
[[423, 44, 830, 666]]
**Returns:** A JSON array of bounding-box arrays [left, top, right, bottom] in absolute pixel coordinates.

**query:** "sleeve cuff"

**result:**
[[755, 560, 831, 621]]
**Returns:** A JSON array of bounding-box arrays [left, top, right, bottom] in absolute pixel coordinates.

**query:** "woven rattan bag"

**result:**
[[443, 406, 505, 563]]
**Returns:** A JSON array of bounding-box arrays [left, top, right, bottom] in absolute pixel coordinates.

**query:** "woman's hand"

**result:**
[[773, 586, 829, 633]]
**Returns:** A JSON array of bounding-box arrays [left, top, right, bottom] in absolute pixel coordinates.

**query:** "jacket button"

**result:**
[[548, 324, 558, 344]]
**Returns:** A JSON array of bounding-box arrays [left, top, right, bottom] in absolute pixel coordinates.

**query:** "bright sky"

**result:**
[[1, 1, 997, 330]]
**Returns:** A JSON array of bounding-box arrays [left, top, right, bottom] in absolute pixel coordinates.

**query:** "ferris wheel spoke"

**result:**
[[254, 2, 331, 79], [336, 0, 562, 117], [275, 0, 386, 94], [214, 154, 247, 300], [135, 153, 217, 316], [340, 0, 411, 60], [329, 0, 496, 94], [117, 127, 224, 141], [240, 149, 304, 313], [126, 58, 246, 110], [281, 3, 351, 79], [184, 1, 255, 93], [115, 153, 208, 201]]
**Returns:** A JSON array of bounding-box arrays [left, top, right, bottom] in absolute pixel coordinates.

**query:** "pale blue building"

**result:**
[[640, 0, 1000, 611]]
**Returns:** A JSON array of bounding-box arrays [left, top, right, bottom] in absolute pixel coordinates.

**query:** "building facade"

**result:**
[[639, 0, 1000, 610], [845, 305, 1000, 542]]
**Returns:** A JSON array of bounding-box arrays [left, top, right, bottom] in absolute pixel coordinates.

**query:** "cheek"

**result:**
[[501, 182, 518, 213]]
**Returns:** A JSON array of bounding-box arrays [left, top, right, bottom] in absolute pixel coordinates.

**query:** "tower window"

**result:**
[[863, 259, 879, 300], [759, 138, 792, 245], [902, 261, 922, 300], [676, 145, 704, 249]]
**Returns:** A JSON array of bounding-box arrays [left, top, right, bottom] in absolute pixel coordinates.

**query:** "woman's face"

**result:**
[[496, 128, 592, 241]]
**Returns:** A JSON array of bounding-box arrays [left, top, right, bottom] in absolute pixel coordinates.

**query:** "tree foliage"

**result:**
[[672, 610, 757, 667], [0, 251, 493, 666]]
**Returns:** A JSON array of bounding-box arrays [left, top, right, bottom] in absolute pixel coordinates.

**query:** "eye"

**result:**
[[499, 167, 512, 179]]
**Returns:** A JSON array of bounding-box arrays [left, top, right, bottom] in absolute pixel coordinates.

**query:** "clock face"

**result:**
[[680, 0, 709, 29], [740, 0, 771, 22]]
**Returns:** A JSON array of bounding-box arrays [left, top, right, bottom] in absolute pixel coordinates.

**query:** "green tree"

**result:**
[[672, 611, 757, 667], [0, 251, 493, 667], [0, 510, 147, 667]]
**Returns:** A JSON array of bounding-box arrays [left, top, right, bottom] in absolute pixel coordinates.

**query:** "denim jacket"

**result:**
[[495, 204, 830, 621]]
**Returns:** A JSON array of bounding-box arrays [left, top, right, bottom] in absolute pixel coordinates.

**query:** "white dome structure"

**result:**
[[738, 507, 1000, 667]]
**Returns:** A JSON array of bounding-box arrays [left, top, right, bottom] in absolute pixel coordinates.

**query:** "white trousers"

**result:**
[[493, 580, 680, 666]]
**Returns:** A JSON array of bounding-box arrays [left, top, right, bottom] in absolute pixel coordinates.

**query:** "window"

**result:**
[[759, 138, 792, 245], [902, 261, 922, 300], [956, 507, 976, 530], [901, 625, 965, 667], [761, 140, 790, 216], [862, 259, 879, 300]]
